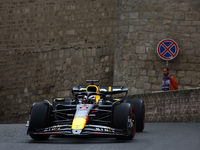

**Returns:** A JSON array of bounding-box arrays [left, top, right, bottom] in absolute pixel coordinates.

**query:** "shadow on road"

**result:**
[[27, 135, 131, 144], [26, 132, 149, 144]]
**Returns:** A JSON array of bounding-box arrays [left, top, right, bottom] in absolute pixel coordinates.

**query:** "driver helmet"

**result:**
[[88, 95, 96, 103], [83, 95, 96, 104]]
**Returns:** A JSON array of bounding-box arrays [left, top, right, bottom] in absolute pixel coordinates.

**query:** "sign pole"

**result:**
[[166, 60, 168, 68]]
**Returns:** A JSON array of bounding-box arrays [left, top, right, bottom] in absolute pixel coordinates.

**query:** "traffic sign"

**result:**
[[157, 39, 179, 60]]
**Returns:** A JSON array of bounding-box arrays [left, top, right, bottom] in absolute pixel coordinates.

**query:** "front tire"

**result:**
[[124, 99, 145, 132], [28, 103, 51, 140], [113, 103, 136, 140]]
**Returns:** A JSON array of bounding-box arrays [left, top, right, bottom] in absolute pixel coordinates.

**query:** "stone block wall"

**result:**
[[0, 0, 116, 122], [127, 89, 200, 122], [1, 0, 200, 123], [114, 0, 200, 94]]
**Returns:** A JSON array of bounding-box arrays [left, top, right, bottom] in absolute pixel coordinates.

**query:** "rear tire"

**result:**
[[113, 103, 136, 140], [124, 99, 145, 132], [28, 103, 51, 140]]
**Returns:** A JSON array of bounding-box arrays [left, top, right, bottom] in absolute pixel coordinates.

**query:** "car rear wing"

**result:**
[[72, 86, 87, 92], [72, 86, 128, 94], [99, 86, 128, 94]]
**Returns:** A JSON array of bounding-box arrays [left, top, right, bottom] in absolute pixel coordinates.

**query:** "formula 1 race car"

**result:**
[[26, 80, 145, 140]]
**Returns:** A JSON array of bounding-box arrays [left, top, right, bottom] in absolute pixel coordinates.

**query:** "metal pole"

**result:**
[[166, 60, 168, 68]]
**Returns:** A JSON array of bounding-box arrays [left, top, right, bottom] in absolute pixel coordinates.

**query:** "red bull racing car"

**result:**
[[26, 80, 145, 140]]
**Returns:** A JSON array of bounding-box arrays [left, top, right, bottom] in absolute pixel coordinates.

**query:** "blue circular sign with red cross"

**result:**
[[157, 39, 179, 60]]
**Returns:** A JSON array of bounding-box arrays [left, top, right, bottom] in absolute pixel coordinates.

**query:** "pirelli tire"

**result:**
[[113, 103, 136, 140], [124, 99, 145, 132], [28, 103, 51, 140]]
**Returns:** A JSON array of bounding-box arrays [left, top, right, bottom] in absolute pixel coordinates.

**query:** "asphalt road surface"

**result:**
[[0, 123, 200, 150]]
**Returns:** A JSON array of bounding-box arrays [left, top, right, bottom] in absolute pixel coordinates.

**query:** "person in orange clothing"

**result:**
[[162, 67, 178, 91]]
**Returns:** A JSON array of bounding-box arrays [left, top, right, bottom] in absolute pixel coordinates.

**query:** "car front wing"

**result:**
[[27, 124, 130, 137]]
